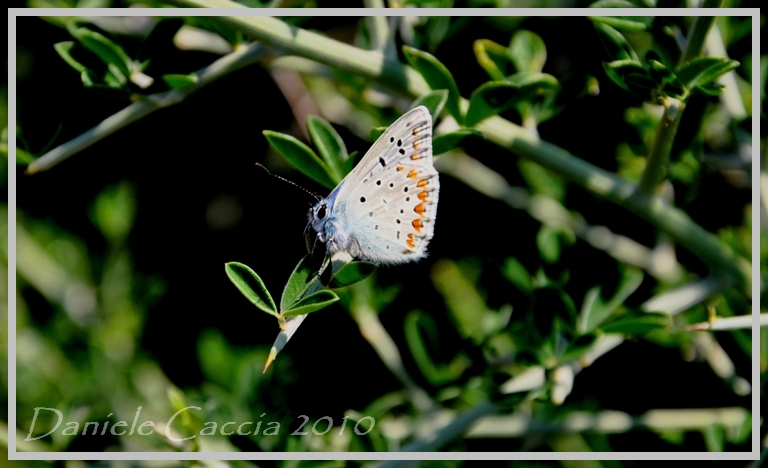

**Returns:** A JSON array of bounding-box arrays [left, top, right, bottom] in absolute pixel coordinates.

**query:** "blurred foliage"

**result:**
[[2, 3, 762, 463]]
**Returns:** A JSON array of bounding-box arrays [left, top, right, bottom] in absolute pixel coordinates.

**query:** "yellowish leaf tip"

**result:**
[[263, 347, 277, 374]]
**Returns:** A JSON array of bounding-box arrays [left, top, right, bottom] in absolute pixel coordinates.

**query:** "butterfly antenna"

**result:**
[[255, 163, 321, 201]]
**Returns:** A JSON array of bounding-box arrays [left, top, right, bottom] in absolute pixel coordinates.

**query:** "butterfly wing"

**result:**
[[331, 106, 439, 264]]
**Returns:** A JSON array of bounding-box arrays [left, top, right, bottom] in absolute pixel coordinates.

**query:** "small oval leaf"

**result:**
[[225, 262, 277, 316], [329, 261, 379, 289], [676, 57, 739, 90], [466, 75, 558, 127], [306, 116, 348, 182], [411, 89, 449, 119], [403, 45, 464, 125], [283, 290, 339, 317], [559, 333, 599, 363], [432, 129, 482, 155], [537, 225, 561, 264], [601, 312, 671, 335], [593, 22, 638, 61], [370, 127, 387, 142], [162, 73, 198, 90], [280, 255, 319, 311], [473, 39, 510, 81], [73, 27, 133, 78], [509, 30, 547, 73], [501, 257, 533, 295], [54, 41, 87, 73], [263, 130, 336, 189], [466, 81, 519, 127]]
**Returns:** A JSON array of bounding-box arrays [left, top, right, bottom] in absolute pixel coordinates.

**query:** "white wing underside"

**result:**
[[331, 106, 439, 265]]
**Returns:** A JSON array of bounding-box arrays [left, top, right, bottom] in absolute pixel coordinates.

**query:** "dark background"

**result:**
[[14, 13, 754, 453]]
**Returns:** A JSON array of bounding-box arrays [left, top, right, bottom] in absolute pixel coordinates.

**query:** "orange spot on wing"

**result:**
[[414, 140, 421, 149], [406, 232, 416, 248], [397, 166, 404, 171], [412, 219, 423, 232], [407, 169, 418, 179], [417, 179, 428, 187], [418, 191, 428, 201], [411, 153, 421, 160], [413, 127, 420, 135], [414, 203, 426, 215]]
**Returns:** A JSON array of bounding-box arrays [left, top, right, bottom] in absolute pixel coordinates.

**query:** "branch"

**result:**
[[26, 42, 269, 174], [684, 313, 767, 331], [38, 8, 750, 296], [678, 0, 722, 66]]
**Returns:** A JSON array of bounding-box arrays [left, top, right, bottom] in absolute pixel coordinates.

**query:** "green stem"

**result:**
[[637, 100, 684, 194], [26, 42, 269, 174], [678, 0, 722, 66], [41, 7, 751, 295]]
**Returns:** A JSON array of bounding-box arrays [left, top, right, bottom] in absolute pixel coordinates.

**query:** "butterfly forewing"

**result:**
[[333, 106, 439, 264]]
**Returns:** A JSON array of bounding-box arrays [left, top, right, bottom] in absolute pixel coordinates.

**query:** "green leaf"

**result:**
[[473, 39, 510, 81], [411, 89, 449, 119], [644, 51, 675, 86], [601, 312, 671, 335], [283, 290, 339, 317], [71, 26, 132, 78], [263, 130, 336, 190], [370, 127, 387, 142], [691, 82, 725, 96], [16, 147, 34, 165], [404, 310, 468, 386], [519, 160, 565, 201], [603, 59, 654, 98], [432, 129, 482, 155], [107, 63, 127, 86], [676, 57, 739, 90], [306, 116, 348, 182], [89, 181, 135, 244], [225, 262, 277, 316], [54, 41, 87, 73], [501, 257, 532, 295], [80, 70, 99, 88], [559, 333, 599, 363], [578, 267, 643, 333], [329, 261, 378, 289], [508, 30, 547, 73], [537, 226, 561, 263], [162, 73, 198, 90], [343, 150, 359, 176], [588, 16, 653, 32], [403, 45, 464, 125], [593, 22, 638, 61], [280, 255, 318, 311], [465, 75, 559, 127]]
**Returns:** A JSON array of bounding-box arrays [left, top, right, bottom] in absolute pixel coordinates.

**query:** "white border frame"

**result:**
[[7, 7, 761, 461]]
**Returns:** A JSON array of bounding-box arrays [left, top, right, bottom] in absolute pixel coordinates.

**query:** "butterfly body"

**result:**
[[307, 106, 439, 265]]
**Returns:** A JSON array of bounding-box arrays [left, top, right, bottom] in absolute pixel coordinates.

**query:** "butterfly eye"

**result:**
[[317, 204, 328, 219]]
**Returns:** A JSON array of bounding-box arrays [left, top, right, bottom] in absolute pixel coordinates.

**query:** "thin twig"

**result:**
[[684, 313, 767, 331], [641, 275, 727, 315], [37, 8, 751, 295], [678, 0, 722, 66], [26, 42, 269, 174]]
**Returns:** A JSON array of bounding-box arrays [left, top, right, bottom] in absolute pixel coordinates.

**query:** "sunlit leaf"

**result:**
[[225, 262, 278, 316], [263, 131, 336, 189]]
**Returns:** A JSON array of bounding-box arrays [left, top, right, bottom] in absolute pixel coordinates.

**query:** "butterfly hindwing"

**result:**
[[332, 106, 439, 264]]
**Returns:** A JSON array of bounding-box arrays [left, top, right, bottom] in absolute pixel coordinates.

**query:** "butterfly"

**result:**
[[305, 106, 439, 266]]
